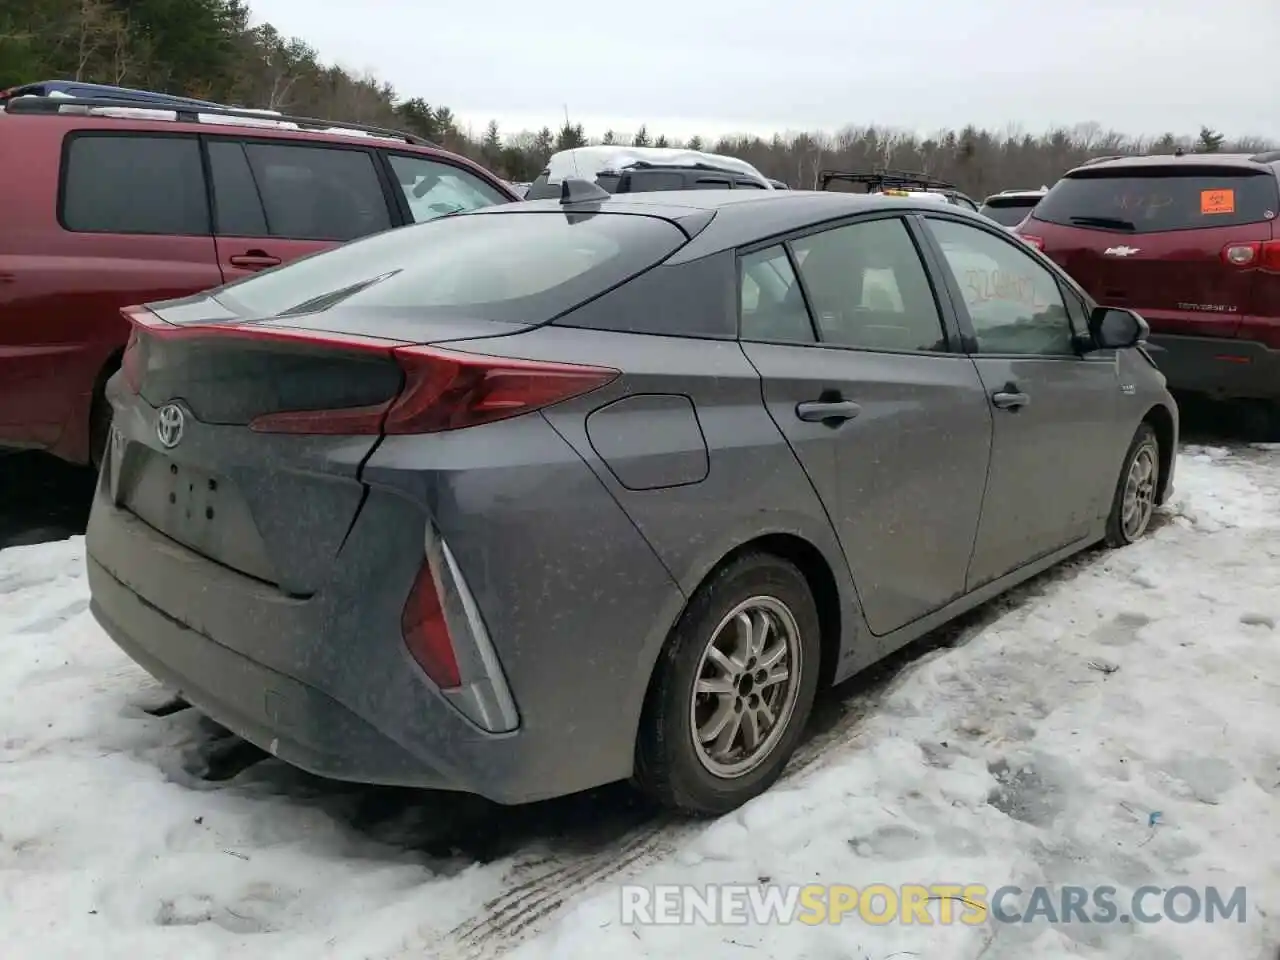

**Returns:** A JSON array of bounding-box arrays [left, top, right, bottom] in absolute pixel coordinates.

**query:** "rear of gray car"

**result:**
[[86, 191, 1178, 817], [86, 202, 836, 804]]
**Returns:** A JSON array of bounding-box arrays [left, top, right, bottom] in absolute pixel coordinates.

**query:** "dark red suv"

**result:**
[[1017, 152, 1280, 434], [0, 84, 519, 467]]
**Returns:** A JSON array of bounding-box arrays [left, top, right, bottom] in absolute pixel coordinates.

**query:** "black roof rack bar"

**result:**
[[818, 168, 957, 191], [3, 95, 437, 147]]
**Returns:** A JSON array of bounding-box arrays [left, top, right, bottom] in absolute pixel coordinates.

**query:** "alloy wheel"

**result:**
[[689, 596, 803, 778]]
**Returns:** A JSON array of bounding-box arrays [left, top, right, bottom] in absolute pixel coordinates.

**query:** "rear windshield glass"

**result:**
[[213, 211, 686, 323], [979, 199, 1039, 226], [1033, 170, 1280, 233]]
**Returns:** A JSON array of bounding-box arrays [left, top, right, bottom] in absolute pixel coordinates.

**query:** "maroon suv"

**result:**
[[1017, 152, 1280, 433], [0, 89, 519, 467]]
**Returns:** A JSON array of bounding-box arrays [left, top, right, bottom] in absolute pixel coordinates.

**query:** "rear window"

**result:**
[[213, 211, 686, 324], [978, 198, 1039, 226], [1033, 170, 1280, 233], [626, 171, 686, 192]]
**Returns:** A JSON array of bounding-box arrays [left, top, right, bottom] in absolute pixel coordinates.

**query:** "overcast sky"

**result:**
[[247, 0, 1277, 143]]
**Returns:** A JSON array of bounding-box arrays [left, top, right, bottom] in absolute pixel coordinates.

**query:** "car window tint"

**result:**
[[387, 154, 509, 223], [696, 179, 732, 189], [241, 143, 391, 242], [213, 211, 686, 325], [979, 200, 1038, 227], [1033, 171, 1280, 233], [927, 218, 1075, 356], [790, 217, 948, 352], [61, 134, 208, 235], [207, 139, 269, 235], [627, 171, 686, 192], [734, 179, 768, 189], [739, 246, 814, 343]]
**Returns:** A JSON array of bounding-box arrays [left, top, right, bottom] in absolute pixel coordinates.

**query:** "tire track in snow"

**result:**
[[438, 823, 692, 959]]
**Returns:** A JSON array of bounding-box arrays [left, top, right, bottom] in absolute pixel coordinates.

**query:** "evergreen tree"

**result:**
[[1197, 126, 1225, 153]]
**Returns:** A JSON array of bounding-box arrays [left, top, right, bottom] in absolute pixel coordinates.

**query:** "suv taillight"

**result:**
[[1018, 234, 1045, 251], [1221, 240, 1280, 271]]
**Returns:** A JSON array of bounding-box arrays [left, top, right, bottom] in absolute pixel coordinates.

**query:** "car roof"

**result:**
[[1064, 153, 1279, 176], [544, 145, 772, 186], [475, 189, 990, 258]]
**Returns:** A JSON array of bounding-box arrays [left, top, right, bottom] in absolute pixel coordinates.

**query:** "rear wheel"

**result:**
[[1105, 423, 1160, 548], [634, 552, 821, 816]]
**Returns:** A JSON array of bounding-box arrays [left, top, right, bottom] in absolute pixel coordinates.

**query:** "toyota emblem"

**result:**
[[156, 404, 185, 449]]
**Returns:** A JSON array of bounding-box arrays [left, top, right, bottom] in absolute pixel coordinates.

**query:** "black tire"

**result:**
[[634, 551, 821, 816], [1105, 423, 1160, 548]]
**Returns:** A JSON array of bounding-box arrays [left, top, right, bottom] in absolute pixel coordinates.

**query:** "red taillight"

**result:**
[[1019, 234, 1045, 251], [401, 561, 461, 690], [1262, 240, 1280, 272], [383, 347, 618, 435], [118, 306, 619, 436], [1221, 240, 1280, 271], [250, 344, 618, 436]]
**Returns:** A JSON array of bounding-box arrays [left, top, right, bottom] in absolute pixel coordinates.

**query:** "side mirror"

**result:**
[[1088, 306, 1149, 349]]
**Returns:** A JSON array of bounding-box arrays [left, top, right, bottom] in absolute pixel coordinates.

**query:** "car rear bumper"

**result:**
[[1145, 334, 1280, 401], [89, 554, 436, 783], [85, 414, 688, 804]]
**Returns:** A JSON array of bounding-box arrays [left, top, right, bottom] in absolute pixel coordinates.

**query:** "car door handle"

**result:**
[[796, 399, 862, 423], [228, 253, 282, 269], [991, 390, 1030, 410]]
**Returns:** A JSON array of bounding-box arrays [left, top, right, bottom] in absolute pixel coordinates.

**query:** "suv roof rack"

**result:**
[[819, 168, 957, 192], [0, 79, 229, 110], [1078, 155, 1129, 166], [2, 91, 436, 147]]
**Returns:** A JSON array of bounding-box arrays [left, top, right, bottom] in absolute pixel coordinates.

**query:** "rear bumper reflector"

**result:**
[[403, 522, 519, 734]]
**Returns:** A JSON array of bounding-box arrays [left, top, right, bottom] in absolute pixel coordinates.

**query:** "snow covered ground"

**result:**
[[2, 444, 1278, 960]]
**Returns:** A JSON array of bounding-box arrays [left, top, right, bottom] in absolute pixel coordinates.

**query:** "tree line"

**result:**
[[3, 0, 1274, 199]]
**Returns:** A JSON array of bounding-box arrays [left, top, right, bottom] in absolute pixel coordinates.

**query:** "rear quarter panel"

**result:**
[[461, 324, 869, 679]]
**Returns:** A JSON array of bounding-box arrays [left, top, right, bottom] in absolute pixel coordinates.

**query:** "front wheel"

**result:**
[[633, 552, 821, 816], [1105, 423, 1160, 548]]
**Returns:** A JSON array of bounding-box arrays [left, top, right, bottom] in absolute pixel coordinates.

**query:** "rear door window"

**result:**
[[61, 133, 209, 235], [1033, 170, 1280, 233], [212, 210, 686, 324], [626, 171, 687, 192], [790, 216, 949, 353], [239, 142, 393, 241], [386, 154, 509, 223]]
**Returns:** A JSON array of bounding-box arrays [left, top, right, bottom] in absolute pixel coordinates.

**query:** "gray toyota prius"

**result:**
[[85, 184, 1178, 816]]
